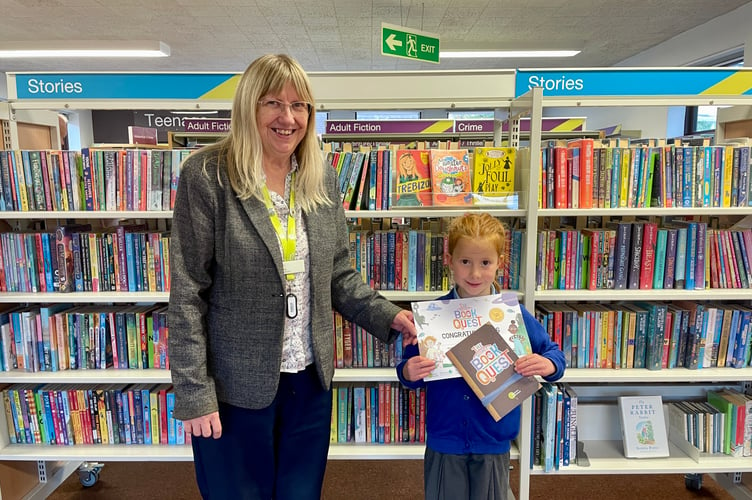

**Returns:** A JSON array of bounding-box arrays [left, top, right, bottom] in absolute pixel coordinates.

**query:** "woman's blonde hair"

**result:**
[[200, 54, 329, 213]]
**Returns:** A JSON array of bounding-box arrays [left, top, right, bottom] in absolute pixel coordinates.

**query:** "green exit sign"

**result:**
[[381, 23, 440, 64]]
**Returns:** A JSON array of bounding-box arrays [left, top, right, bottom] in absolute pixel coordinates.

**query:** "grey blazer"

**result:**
[[168, 150, 402, 420]]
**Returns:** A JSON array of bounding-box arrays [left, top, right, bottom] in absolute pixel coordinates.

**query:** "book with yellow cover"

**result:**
[[472, 147, 516, 195]]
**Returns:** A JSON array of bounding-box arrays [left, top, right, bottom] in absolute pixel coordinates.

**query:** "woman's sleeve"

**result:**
[[168, 158, 220, 420]]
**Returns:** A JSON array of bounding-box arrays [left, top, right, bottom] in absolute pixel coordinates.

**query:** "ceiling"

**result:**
[[0, 0, 749, 75]]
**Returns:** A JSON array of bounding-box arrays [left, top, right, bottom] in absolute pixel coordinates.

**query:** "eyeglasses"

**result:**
[[258, 99, 313, 116]]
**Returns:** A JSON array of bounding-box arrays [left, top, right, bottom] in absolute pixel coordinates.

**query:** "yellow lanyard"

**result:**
[[262, 173, 296, 280]]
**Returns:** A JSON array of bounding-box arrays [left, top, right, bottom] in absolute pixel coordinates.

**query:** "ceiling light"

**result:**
[[441, 50, 580, 59], [0, 41, 170, 58]]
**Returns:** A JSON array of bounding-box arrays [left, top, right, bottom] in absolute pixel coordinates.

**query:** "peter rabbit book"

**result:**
[[429, 149, 473, 206], [447, 322, 540, 421], [411, 293, 533, 381], [393, 149, 432, 207], [618, 395, 669, 458]]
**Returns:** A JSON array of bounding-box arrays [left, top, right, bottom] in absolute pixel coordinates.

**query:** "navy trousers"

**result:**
[[191, 365, 333, 500]]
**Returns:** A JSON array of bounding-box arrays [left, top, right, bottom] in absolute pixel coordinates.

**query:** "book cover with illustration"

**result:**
[[411, 293, 533, 381], [392, 149, 432, 207], [472, 147, 517, 205], [447, 322, 540, 421], [617, 395, 669, 458], [429, 149, 473, 206]]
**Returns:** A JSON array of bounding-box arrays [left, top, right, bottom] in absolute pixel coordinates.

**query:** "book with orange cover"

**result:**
[[429, 149, 473, 206]]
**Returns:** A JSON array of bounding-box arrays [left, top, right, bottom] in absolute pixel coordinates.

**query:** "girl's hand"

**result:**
[[515, 354, 555, 378], [403, 356, 436, 381]]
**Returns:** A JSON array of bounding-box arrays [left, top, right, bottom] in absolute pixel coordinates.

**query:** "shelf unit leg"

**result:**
[[21, 461, 83, 500], [710, 472, 752, 499]]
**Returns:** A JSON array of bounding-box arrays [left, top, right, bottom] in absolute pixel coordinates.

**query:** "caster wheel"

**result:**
[[80, 470, 99, 488], [684, 474, 702, 491]]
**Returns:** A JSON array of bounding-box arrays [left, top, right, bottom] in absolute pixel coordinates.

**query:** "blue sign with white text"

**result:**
[[13, 73, 238, 99], [515, 69, 752, 98]]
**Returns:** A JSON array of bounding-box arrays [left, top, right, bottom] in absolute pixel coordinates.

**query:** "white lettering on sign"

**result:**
[[27, 78, 83, 94], [457, 122, 483, 132], [527, 75, 584, 92]]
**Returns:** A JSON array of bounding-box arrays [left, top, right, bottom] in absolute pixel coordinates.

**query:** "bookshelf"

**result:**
[[0, 68, 526, 498], [3, 67, 752, 500], [518, 79, 752, 499]]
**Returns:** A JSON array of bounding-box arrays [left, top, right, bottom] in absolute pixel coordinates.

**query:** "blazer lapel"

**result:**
[[240, 196, 286, 282]]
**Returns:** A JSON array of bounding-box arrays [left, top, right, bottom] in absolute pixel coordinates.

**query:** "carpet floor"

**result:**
[[43, 459, 739, 499]]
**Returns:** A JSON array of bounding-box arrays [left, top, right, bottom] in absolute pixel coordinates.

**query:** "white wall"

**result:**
[[71, 109, 94, 148], [616, 3, 752, 67]]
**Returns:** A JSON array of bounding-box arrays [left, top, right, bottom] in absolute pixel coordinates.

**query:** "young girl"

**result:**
[[397, 212, 565, 500]]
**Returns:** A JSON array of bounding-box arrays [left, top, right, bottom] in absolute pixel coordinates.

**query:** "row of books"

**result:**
[[0, 304, 169, 373], [350, 221, 521, 293], [535, 220, 752, 291], [0, 224, 171, 294], [535, 302, 752, 371], [331, 383, 425, 444], [327, 146, 518, 210], [3, 384, 185, 446], [701, 388, 752, 456], [333, 312, 403, 369], [0, 149, 191, 212], [531, 382, 578, 472], [540, 140, 752, 209]]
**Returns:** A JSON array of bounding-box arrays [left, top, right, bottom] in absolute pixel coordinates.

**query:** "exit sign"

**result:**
[[381, 23, 440, 64]]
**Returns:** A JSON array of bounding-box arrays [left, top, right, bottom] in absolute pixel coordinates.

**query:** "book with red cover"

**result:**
[[446, 322, 540, 422]]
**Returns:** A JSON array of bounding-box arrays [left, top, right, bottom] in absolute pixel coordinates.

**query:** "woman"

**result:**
[[168, 54, 417, 499]]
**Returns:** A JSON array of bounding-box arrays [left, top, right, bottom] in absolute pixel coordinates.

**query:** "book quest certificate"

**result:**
[[411, 293, 533, 381]]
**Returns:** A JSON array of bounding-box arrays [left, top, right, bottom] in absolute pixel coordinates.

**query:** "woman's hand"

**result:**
[[391, 309, 418, 346], [182, 411, 222, 443]]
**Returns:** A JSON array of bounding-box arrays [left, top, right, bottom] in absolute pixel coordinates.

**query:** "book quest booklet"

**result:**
[[618, 395, 670, 458], [447, 322, 541, 421], [411, 293, 533, 381]]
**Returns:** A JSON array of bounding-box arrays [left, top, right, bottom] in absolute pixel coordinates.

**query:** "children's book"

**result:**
[[392, 149, 432, 207], [429, 149, 473, 206], [471, 147, 518, 207], [411, 293, 533, 381], [617, 395, 669, 458], [446, 322, 540, 421]]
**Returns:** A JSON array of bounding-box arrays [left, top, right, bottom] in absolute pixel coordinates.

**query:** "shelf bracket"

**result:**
[[36, 461, 48, 483]]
